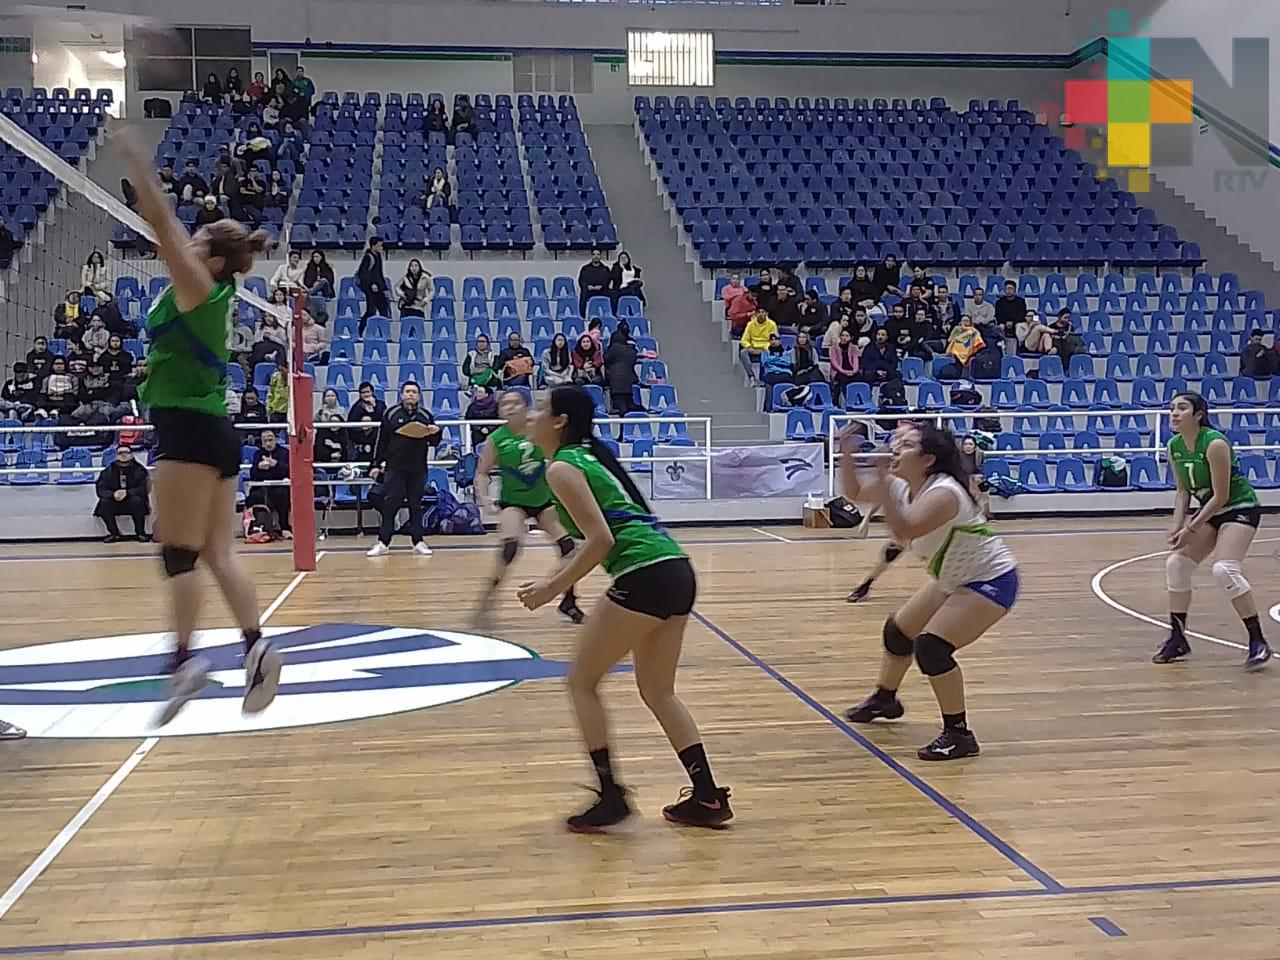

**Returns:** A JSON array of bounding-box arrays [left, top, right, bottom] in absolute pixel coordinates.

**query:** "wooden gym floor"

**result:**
[[1, 518, 1278, 959]]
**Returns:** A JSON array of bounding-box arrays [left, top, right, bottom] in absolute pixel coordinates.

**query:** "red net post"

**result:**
[[289, 291, 317, 571]]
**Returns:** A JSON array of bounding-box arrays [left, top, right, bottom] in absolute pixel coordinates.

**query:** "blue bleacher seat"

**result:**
[[785, 409, 815, 441], [1056, 457, 1094, 492]]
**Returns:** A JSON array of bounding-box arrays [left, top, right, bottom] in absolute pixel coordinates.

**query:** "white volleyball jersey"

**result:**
[[888, 475, 1017, 589]]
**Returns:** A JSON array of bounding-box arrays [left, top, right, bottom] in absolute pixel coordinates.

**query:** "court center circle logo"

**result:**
[[0, 624, 571, 739]]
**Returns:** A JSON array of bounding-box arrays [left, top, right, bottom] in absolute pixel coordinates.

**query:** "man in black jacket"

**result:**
[[246, 428, 292, 536], [357, 238, 390, 330], [93, 444, 150, 542], [366, 381, 441, 557], [577, 248, 612, 316], [994, 280, 1028, 339]]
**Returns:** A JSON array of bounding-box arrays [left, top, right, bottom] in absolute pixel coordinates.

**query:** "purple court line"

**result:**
[[1088, 916, 1128, 937], [2, 873, 1279, 955], [691, 610, 1066, 892]]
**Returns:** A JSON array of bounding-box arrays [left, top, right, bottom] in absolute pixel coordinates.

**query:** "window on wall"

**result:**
[[513, 53, 594, 94], [627, 30, 714, 87], [130, 26, 249, 92]]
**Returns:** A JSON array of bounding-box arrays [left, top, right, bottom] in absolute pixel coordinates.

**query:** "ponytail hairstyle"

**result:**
[[548, 385, 652, 512], [1175, 391, 1213, 431], [915, 421, 976, 503], [199, 220, 271, 282]]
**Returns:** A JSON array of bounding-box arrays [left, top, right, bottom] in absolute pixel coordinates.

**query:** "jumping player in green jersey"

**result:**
[[121, 132, 281, 726], [516, 385, 733, 832], [1156, 392, 1271, 670], [473, 390, 583, 626]]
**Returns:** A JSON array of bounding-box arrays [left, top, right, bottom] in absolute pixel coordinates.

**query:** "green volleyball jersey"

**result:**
[[551, 443, 685, 577], [139, 281, 235, 416], [1168, 427, 1258, 511], [489, 424, 551, 507]]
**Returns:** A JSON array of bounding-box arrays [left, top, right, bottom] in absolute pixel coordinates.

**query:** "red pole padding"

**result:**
[[289, 291, 317, 572]]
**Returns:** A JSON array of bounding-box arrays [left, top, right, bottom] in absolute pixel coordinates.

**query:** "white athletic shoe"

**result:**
[[155, 655, 211, 727], [412, 542, 433, 557], [366, 542, 390, 557], [0, 719, 27, 741], [243, 639, 282, 715]]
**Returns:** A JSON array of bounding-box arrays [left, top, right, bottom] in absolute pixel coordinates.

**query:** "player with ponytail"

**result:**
[[517, 385, 733, 832]]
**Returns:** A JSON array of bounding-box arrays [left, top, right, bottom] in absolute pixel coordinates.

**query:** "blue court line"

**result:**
[[3, 873, 1280, 955], [691, 610, 1065, 892], [1088, 916, 1128, 937]]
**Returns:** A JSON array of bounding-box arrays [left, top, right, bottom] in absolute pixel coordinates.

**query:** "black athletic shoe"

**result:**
[[844, 692, 905, 724], [917, 727, 980, 761], [558, 594, 586, 625], [846, 581, 873, 604], [662, 786, 734, 829], [1246, 638, 1273, 672], [103, 534, 123, 544], [1153, 635, 1191, 664], [566, 787, 633, 833]]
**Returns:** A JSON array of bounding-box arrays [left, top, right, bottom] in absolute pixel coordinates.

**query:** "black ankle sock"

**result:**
[[589, 747, 618, 794], [243, 628, 262, 654], [943, 711, 968, 731], [1243, 615, 1266, 645], [677, 743, 718, 801], [872, 686, 897, 703], [172, 645, 191, 670], [1170, 612, 1188, 641]]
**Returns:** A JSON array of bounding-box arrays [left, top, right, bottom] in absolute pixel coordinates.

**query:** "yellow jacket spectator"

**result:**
[[738, 311, 778, 386], [266, 362, 290, 421]]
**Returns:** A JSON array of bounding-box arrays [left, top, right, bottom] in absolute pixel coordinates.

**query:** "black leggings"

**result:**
[[378, 469, 426, 545]]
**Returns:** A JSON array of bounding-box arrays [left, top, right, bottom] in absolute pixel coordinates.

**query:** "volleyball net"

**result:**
[[0, 112, 317, 569]]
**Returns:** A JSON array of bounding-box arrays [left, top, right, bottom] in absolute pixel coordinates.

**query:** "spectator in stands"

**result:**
[[1241, 329, 1276, 379], [209, 162, 236, 206], [587, 317, 604, 347], [721, 273, 748, 317], [610, 251, 645, 307], [0, 215, 17, 269], [315, 389, 347, 465], [81, 251, 110, 300], [846, 265, 880, 310], [424, 167, 451, 210], [247, 428, 292, 537], [272, 67, 289, 88], [277, 121, 304, 166], [291, 66, 315, 106], [155, 165, 178, 205], [872, 254, 903, 298], [266, 170, 290, 210], [908, 264, 935, 300], [935, 283, 959, 331], [776, 265, 803, 301], [53, 291, 84, 342], [885, 302, 909, 343], [463, 334, 499, 388], [228, 315, 253, 371], [253, 311, 287, 367], [98, 333, 134, 384], [26, 337, 53, 382], [830, 286, 857, 327], [93, 444, 150, 543], [572, 333, 604, 386], [541, 332, 574, 387], [497, 332, 535, 388], [451, 95, 476, 140], [83, 313, 110, 355], [1, 362, 41, 422], [738, 310, 778, 387], [759, 333, 790, 408], [261, 96, 282, 130], [829, 328, 861, 406], [346, 381, 386, 460], [271, 250, 307, 293], [768, 283, 801, 333], [230, 91, 254, 120], [797, 289, 829, 338], [604, 327, 640, 414], [357, 238, 390, 329], [959, 435, 987, 512], [193, 195, 222, 229], [304, 251, 335, 299], [42, 356, 77, 417], [65, 340, 91, 370], [850, 306, 874, 347], [397, 259, 433, 318], [577, 249, 612, 316], [1017, 310, 1054, 354], [1050, 309, 1085, 364], [201, 72, 224, 105], [994, 280, 1027, 341], [859, 327, 899, 388], [464, 385, 499, 447], [904, 284, 938, 327], [236, 167, 266, 227], [237, 388, 267, 437], [969, 287, 995, 328], [175, 161, 207, 206], [750, 268, 777, 313], [247, 71, 267, 102], [790, 329, 825, 387], [424, 100, 449, 138], [944, 315, 986, 373], [266, 360, 290, 422], [72, 356, 116, 423], [109, 356, 145, 415], [225, 67, 244, 96], [727, 286, 757, 336], [300, 310, 329, 364]]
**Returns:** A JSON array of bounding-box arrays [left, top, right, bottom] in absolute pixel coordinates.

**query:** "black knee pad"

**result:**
[[161, 545, 199, 578], [883, 543, 903, 564], [500, 538, 519, 565], [914, 632, 957, 677], [883, 617, 914, 657], [556, 535, 575, 558]]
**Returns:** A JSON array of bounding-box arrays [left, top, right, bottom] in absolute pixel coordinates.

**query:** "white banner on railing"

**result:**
[[652, 443, 826, 500]]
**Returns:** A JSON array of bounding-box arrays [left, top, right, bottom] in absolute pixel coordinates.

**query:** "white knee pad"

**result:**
[[1166, 552, 1198, 592], [1211, 560, 1251, 599]]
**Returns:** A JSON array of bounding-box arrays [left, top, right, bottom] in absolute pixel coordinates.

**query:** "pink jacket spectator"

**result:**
[[829, 342, 860, 377]]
